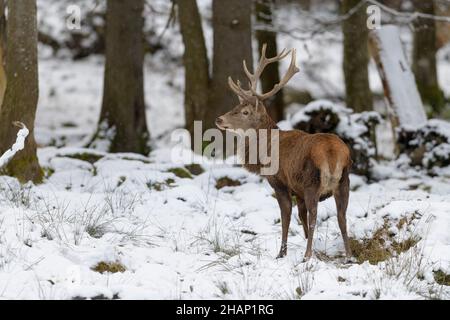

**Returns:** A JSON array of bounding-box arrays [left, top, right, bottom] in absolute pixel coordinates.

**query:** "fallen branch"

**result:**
[[0, 121, 29, 169]]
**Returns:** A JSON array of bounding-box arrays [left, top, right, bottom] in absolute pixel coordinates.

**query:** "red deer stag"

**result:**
[[215, 44, 352, 260]]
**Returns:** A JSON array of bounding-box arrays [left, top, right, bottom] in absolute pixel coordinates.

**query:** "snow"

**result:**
[[0, 0, 448, 300], [370, 25, 427, 129], [0, 147, 449, 299], [0, 122, 29, 168]]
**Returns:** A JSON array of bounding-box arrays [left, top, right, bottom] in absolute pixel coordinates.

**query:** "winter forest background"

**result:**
[[0, 0, 449, 299]]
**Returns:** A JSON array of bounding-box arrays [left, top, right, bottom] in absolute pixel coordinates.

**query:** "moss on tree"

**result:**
[[0, 0, 43, 184]]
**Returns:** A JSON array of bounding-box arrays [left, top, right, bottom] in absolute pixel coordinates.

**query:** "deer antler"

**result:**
[[228, 43, 299, 103]]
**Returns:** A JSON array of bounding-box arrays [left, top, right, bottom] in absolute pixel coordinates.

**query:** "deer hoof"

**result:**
[[276, 251, 287, 259]]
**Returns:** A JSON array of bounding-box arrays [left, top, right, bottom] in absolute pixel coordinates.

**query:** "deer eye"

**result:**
[[242, 110, 249, 115]]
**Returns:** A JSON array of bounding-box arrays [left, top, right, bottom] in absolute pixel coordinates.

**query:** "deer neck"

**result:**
[[238, 115, 279, 174], [256, 114, 278, 131]]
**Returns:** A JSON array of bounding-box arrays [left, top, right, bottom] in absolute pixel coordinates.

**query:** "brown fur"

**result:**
[[216, 104, 352, 260]]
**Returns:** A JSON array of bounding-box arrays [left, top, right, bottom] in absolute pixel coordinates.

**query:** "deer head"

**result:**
[[215, 44, 299, 132]]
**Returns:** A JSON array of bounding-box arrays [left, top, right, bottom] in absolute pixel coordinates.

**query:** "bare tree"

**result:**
[[0, 0, 6, 107], [209, 0, 253, 129], [91, 0, 150, 154], [177, 0, 210, 140], [412, 0, 445, 115], [0, 0, 43, 183], [255, 0, 284, 122], [341, 0, 373, 112]]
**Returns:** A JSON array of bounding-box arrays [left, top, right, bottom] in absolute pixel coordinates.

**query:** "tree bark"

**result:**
[[177, 0, 210, 140], [341, 0, 373, 112], [412, 0, 445, 116], [0, 0, 42, 183], [92, 0, 150, 154], [0, 0, 6, 107], [255, 0, 284, 123], [379, 0, 402, 10], [297, 0, 311, 10], [209, 0, 253, 129]]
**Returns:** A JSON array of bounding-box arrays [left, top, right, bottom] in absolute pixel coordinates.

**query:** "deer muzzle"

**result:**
[[215, 116, 228, 130]]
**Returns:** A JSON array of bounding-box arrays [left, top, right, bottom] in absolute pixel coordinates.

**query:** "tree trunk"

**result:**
[[379, 0, 402, 10], [255, 0, 284, 123], [0, 0, 42, 183], [341, 0, 373, 112], [412, 0, 445, 116], [297, 0, 311, 10], [177, 0, 210, 141], [0, 0, 6, 107], [209, 0, 253, 129], [92, 0, 150, 154]]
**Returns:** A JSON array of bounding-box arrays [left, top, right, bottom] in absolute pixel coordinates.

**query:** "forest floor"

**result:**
[[0, 0, 448, 299], [0, 145, 449, 299]]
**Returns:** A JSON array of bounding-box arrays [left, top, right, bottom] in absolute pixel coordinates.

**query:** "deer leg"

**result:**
[[334, 173, 352, 258], [274, 188, 292, 259], [304, 191, 319, 260], [297, 198, 308, 239]]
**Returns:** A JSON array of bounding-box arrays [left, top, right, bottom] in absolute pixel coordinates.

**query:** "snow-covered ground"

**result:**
[[0, 146, 448, 299], [0, 0, 448, 299]]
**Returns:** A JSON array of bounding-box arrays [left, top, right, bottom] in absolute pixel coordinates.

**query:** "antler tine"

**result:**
[[255, 47, 287, 78], [265, 48, 290, 64], [242, 60, 254, 86], [260, 43, 267, 60], [228, 76, 253, 103], [228, 76, 242, 95], [247, 46, 292, 93], [228, 44, 299, 104], [256, 48, 299, 101]]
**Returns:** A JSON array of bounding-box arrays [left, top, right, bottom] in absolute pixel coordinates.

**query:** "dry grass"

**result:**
[[62, 152, 103, 164], [147, 178, 175, 191], [349, 219, 420, 265], [185, 164, 204, 176], [215, 177, 242, 189], [92, 261, 126, 274], [433, 270, 450, 286], [167, 167, 193, 179]]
